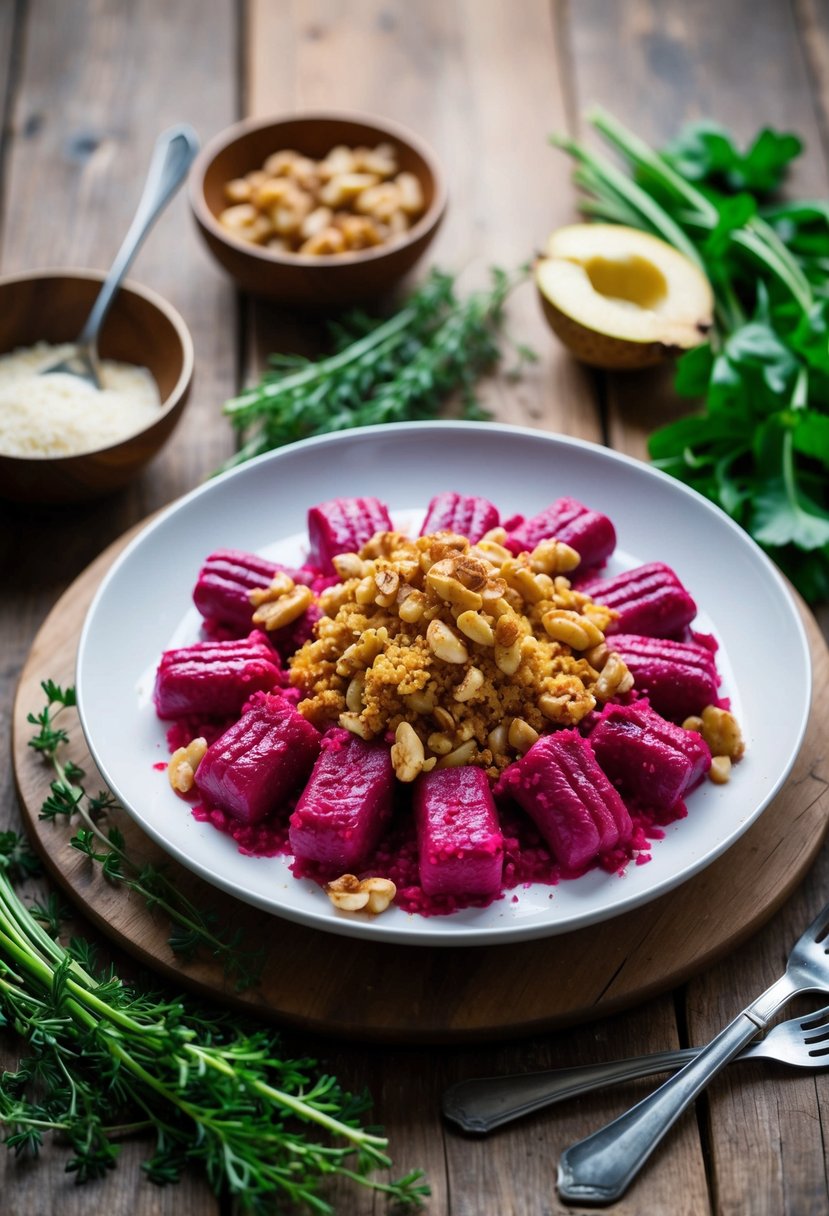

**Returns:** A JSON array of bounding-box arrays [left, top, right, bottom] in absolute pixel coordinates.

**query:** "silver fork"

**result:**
[[442, 1004, 829, 1134], [557, 899, 829, 1205]]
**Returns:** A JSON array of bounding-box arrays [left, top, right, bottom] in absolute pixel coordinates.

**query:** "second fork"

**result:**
[[443, 1004, 829, 1134]]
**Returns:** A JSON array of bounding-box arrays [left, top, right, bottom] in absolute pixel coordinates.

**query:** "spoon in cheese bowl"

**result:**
[[40, 124, 199, 389]]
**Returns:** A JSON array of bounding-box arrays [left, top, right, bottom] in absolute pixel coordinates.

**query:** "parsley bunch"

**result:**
[[554, 108, 829, 602], [221, 265, 532, 469]]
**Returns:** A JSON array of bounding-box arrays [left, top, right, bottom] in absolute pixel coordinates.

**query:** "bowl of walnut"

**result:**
[[189, 111, 447, 306]]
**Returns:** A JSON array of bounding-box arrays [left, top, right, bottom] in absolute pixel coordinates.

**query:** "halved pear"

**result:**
[[535, 224, 714, 370]]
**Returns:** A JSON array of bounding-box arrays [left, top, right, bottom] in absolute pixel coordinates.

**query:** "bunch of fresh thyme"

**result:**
[[2, 681, 428, 1212], [221, 265, 532, 468]]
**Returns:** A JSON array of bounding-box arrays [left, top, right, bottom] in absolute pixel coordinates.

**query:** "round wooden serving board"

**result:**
[[12, 525, 829, 1043]]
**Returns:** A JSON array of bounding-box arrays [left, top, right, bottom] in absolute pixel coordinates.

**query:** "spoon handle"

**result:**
[[77, 124, 200, 347]]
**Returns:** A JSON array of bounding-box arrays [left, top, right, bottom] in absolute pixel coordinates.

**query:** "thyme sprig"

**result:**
[[27, 681, 262, 991], [0, 834, 427, 1211], [220, 265, 533, 468], [13, 683, 428, 1209]]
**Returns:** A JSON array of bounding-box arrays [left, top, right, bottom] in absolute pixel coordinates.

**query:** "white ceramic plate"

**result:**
[[76, 423, 811, 946]]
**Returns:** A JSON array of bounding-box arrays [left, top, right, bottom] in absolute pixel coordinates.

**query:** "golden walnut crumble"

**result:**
[[290, 528, 630, 781]]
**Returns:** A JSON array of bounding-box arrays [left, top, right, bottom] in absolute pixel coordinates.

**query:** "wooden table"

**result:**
[[3, 2, 829, 1213]]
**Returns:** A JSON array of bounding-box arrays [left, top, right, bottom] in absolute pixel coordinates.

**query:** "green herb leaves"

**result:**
[[4, 681, 429, 1212], [28, 681, 263, 990], [662, 121, 802, 196], [555, 108, 829, 601], [0, 862, 428, 1209], [220, 266, 531, 469]]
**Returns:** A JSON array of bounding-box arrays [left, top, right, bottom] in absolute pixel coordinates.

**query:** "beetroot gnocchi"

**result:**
[[153, 491, 745, 918]]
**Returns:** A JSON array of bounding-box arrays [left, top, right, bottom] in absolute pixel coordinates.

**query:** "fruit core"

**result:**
[[581, 254, 668, 312]]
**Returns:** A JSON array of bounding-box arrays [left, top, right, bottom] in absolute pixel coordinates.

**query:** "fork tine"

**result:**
[[803, 1030, 829, 1046], [799, 1006, 829, 1031], [803, 900, 829, 945]]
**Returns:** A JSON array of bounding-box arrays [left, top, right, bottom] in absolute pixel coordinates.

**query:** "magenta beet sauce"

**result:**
[[168, 696, 691, 917], [155, 490, 739, 919], [188, 784, 686, 916]]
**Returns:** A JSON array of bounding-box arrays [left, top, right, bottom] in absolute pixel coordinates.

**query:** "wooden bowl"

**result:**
[[0, 271, 194, 504], [189, 111, 447, 306]]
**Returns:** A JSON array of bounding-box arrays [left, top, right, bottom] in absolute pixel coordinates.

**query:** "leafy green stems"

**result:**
[[27, 681, 262, 990], [553, 107, 829, 602], [0, 834, 427, 1210], [6, 682, 429, 1211], [220, 265, 533, 468]]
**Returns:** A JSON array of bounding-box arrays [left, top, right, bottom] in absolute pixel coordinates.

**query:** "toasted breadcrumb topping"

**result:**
[[289, 528, 625, 779]]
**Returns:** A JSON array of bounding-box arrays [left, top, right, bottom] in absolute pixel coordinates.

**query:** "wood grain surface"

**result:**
[[12, 528, 829, 1042], [3, 2, 829, 1214]]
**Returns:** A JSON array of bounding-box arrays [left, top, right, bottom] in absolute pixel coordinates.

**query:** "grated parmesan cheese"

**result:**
[[0, 342, 161, 458]]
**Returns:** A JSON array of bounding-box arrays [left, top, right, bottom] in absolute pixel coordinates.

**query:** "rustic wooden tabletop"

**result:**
[[3, 1, 829, 1213]]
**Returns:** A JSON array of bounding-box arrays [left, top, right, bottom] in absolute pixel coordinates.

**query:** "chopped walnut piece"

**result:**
[[454, 666, 485, 703], [594, 652, 634, 701], [167, 737, 208, 795], [427, 619, 469, 664], [250, 574, 313, 632], [508, 717, 539, 754], [391, 721, 426, 782], [326, 874, 397, 914], [699, 705, 745, 761], [426, 558, 484, 611], [709, 755, 732, 784], [529, 539, 581, 575], [249, 571, 295, 606]]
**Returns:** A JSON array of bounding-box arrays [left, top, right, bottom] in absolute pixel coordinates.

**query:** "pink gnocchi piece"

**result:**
[[590, 700, 711, 808], [153, 632, 281, 719], [194, 692, 320, 824], [289, 730, 395, 869], [505, 497, 616, 571], [306, 496, 393, 573], [579, 562, 697, 638], [609, 634, 719, 721], [193, 549, 309, 633], [496, 729, 632, 870], [414, 767, 504, 898], [419, 492, 500, 542]]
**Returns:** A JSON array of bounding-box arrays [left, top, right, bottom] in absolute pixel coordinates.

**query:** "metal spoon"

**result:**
[[41, 123, 200, 389]]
